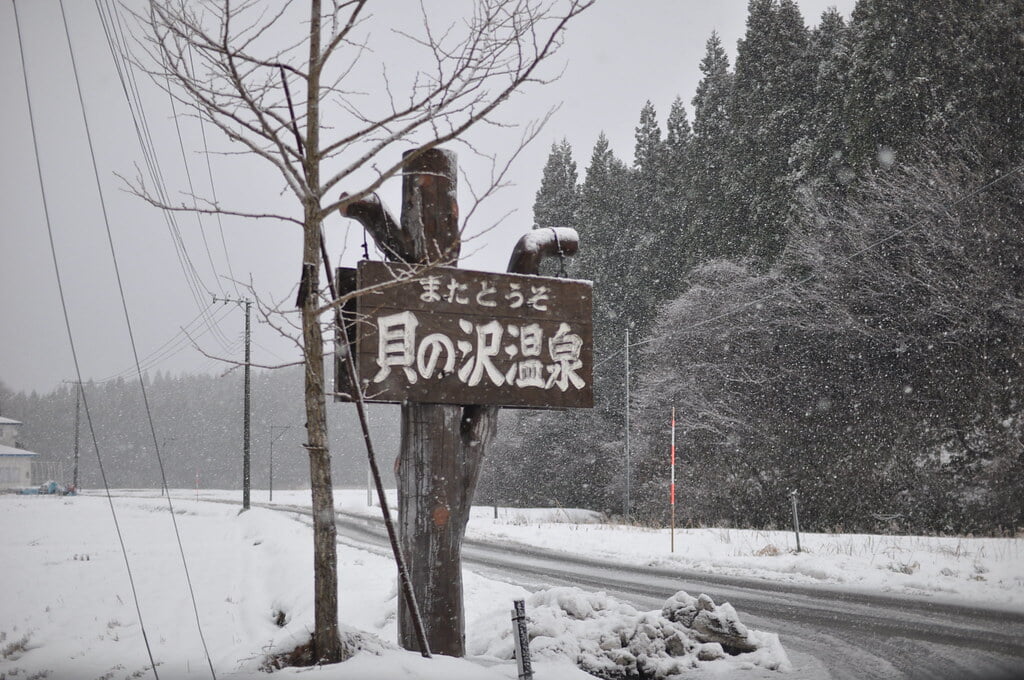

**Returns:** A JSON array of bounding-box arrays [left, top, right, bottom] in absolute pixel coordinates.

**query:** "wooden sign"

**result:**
[[336, 261, 592, 409]]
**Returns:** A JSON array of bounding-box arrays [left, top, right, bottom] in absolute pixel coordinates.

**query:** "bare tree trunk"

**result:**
[[301, 0, 344, 663], [302, 218, 343, 663]]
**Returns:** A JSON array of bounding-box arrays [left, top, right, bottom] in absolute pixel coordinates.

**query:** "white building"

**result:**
[[0, 417, 37, 490], [0, 416, 21, 447]]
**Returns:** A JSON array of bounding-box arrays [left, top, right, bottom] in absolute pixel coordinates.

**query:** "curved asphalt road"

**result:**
[[314, 507, 1024, 680]]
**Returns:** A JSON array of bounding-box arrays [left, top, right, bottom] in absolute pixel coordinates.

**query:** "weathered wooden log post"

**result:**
[[341, 147, 582, 657], [395, 149, 475, 656]]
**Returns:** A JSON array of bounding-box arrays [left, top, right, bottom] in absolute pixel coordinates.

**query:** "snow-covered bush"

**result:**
[[471, 587, 789, 678]]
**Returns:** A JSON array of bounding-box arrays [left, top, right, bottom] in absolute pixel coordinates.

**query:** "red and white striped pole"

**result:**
[[670, 407, 676, 553]]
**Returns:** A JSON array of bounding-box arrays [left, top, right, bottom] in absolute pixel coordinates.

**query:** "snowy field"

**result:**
[[1, 489, 1021, 679]]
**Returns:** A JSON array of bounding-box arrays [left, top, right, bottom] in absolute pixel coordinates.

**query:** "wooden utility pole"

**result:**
[[625, 328, 631, 520], [63, 380, 82, 491], [244, 298, 251, 509], [342, 148, 581, 657], [670, 407, 676, 553], [214, 295, 252, 510]]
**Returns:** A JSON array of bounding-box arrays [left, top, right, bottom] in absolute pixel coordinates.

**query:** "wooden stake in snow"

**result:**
[[790, 489, 802, 552], [512, 599, 533, 680], [671, 407, 676, 553]]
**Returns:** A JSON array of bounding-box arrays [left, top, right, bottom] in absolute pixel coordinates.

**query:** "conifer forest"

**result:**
[[479, 0, 1024, 535]]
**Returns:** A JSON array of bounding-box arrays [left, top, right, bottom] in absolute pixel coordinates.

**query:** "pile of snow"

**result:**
[[471, 587, 789, 679]]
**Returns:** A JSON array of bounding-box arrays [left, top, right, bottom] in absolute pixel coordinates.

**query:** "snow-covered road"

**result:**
[[324, 505, 1024, 680]]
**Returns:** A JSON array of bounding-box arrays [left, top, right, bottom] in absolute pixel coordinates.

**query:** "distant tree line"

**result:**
[[479, 0, 1024, 534], [0, 368, 398, 492]]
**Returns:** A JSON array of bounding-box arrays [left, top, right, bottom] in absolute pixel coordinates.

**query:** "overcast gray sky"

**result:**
[[0, 0, 854, 395]]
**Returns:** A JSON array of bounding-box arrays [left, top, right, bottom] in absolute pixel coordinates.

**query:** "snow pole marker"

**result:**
[[790, 489, 802, 552]]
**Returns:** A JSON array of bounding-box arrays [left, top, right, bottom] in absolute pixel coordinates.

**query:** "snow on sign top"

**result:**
[[335, 261, 593, 409]]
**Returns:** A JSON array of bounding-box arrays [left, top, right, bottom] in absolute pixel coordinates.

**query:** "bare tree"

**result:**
[[130, 0, 592, 664]]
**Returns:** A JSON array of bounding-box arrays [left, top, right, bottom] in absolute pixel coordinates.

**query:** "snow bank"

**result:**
[[460, 509, 1024, 610], [0, 496, 518, 679], [470, 586, 789, 679]]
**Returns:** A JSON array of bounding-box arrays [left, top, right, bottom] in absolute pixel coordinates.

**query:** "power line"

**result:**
[[12, 1, 159, 675], [93, 7, 224, 347], [58, 2, 217, 676], [189, 45, 241, 298], [163, 69, 226, 297], [94, 303, 237, 384], [92, 0, 234, 353]]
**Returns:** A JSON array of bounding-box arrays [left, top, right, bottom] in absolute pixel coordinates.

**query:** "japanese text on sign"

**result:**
[[346, 261, 593, 409], [373, 313, 585, 392]]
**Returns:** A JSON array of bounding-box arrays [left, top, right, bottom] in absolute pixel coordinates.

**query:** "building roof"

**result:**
[[0, 416, 22, 426], [0, 443, 37, 457]]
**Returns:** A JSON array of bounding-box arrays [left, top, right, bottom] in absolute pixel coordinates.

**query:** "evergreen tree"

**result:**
[[725, 0, 812, 262], [688, 33, 734, 261], [490, 0, 1024, 530], [793, 8, 854, 193], [626, 101, 677, 335], [843, 0, 1024, 170], [663, 96, 694, 288], [575, 132, 630, 278], [633, 101, 662, 180], [533, 138, 580, 228], [484, 132, 645, 516], [664, 97, 691, 178]]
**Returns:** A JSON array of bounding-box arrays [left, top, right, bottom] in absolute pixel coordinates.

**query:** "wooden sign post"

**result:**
[[339, 148, 589, 657]]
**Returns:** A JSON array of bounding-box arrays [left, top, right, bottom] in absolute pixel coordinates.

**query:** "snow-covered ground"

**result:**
[[0, 491, 787, 679], [1, 488, 1021, 679]]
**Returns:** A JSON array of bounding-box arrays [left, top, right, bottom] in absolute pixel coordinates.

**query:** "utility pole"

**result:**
[[624, 327, 631, 521], [161, 437, 176, 496], [670, 407, 676, 553], [269, 424, 291, 503], [214, 295, 252, 511], [63, 380, 82, 491]]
